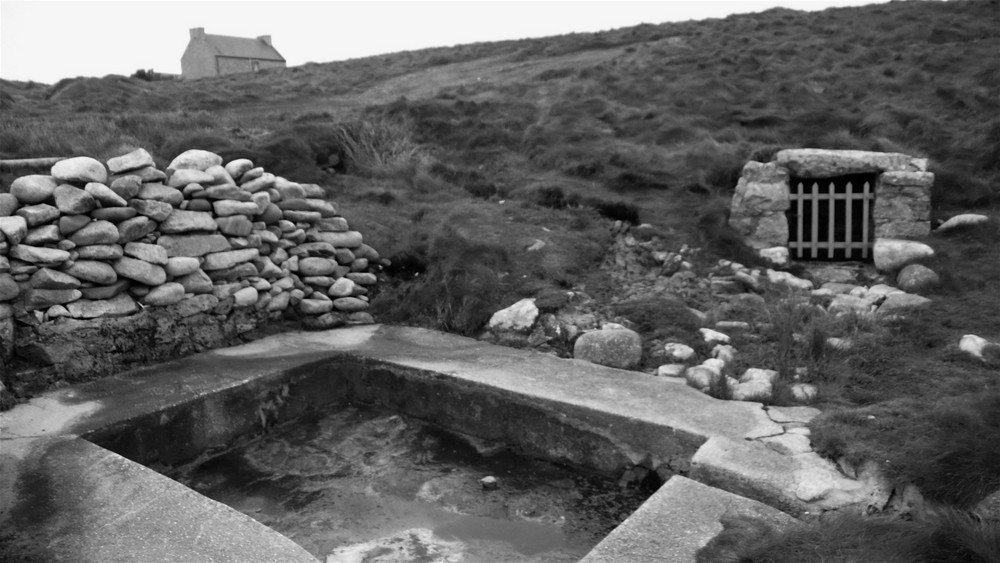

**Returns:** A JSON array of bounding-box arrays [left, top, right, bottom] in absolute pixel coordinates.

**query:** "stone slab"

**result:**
[[0, 435, 317, 563], [580, 476, 799, 563]]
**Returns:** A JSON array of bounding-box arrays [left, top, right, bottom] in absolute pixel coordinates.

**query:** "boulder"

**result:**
[[124, 242, 168, 265], [959, 334, 993, 361], [201, 249, 259, 271], [166, 168, 215, 188], [177, 269, 213, 294], [23, 288, 82, 310], [791, 383, 818, 402], [0, 274, 20, 301], [90, 207, 137, 222], [79, 279, 130, 300], [10, 175, 59, 205], [164, 257, 201, 277], [159, 209, 217, 233], [109, 175, 142, 199], [573, 328, 643, 370], [30, 268, 81, 290], [0, 216, 28, 246], [53, 184, 97, 215], [488, 298, 539, 333], [759, 246, 789, 266], [168, 149, 223, 172], [664, 342, 695, 362], [142, 282, 186, 306], [896, 264, 939, 294], [10, 244, 70, 265], [84, 182, 128, 207], [113, 256, 166, 285], [332, 297, 369, 312], [299, 298, 334, 315], [877, 292, 932, 315], [731, 379, 773, 402], [204, 184, 251, 201], [327, 277, 356, 298], [0, 193, 18, 216], [137, 183, 184, 206], [224, 159, 254, 181], [215, 215, 253, 236], [16, 203, 60, 227], [213, 200, 260, 217], [64, 260, 117, 285], [233, 286, 259, 307], [157, 233, 231, 257], [306, 230, 364, 248], [75, 244, 124, 260], [685, 365, 722, 390], [107, 148, 154, 173], [51, 156, 107, 184], [116, 216, 157, 243], [317, 217, 350, 232], [71, 220, 119, 246], [129, 198, 174, 222], [204, 164, 235, 186], [873, 239, 934, 273], [699, 328, 730, 345], [766, 269, 814, 291], [67, 293, 138, 319]]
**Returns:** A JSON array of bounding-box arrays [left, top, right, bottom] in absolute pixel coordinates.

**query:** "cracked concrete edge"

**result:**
[[580, 476, 801, 563], [690, 435, 874, 517]]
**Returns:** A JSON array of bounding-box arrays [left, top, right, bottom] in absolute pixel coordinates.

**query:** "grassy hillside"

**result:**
[[3, 0, 999, 525]]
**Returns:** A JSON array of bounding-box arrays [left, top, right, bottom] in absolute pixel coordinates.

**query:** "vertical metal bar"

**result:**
[[811, 182, 820, 259], [827, 180, 835, 259], [845, 181, 853, 260], [862, 181, 871, 259], [796, 181, 804, 259]]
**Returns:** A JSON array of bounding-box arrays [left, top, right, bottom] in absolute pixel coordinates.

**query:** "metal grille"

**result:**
[[787, 175, 876, 260]]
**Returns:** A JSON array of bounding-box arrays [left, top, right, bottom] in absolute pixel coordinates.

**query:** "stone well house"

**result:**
[[729, 149, 932, 261], [181, 28, 286, 79]]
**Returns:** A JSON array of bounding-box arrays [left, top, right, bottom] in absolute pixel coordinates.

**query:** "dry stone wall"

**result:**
[[0, 148, 381, 395]]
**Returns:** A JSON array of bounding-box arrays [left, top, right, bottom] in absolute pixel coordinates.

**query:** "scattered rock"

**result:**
[[790, 383, 818, 402], [488, 298, 539, 333], [877, 292, 932, 315], [873, 238, 934, 273], [699, 328, 730, 345], [959, 334, 992, 361], [895, 264, 939, 294], [935, 213, 988, 232], [759, 246, 789, 266], [574, 328, 643, 369], [766, 269, 813, 290], [480, 476, 499, 490], [664, 342, 696, 361]]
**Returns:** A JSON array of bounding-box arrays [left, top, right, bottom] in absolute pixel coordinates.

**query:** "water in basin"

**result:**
[[171, 405, 652, 562]]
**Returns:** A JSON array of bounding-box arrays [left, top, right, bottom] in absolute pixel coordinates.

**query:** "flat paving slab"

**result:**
[[581, 476, 800, 563]]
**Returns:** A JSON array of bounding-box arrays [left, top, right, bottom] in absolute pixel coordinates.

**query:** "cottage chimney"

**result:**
[[257, 35, 272, 46], [190, 27, 205, 39]]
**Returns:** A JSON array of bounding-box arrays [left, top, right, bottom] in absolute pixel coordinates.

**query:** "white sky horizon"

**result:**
[[2, 0, 894, 84]]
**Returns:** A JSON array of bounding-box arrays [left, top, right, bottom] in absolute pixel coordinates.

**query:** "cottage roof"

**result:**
[[201, 33, 285, 62]]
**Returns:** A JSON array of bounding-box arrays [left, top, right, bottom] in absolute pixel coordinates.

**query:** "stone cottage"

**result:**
[[729, 149, 932, 261], [181, 28, 286, 79]]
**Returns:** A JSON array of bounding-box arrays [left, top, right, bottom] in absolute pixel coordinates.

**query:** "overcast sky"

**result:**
[[1, 0, 891, 84]]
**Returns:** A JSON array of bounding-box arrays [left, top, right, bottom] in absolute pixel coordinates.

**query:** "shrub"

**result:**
[[336, 115, 423, 175]]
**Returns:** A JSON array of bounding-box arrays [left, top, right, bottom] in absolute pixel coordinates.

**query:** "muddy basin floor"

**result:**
[[171, 405, 652, 563]]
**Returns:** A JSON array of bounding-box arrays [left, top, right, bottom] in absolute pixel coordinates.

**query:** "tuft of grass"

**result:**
[[704, 508, 1000, 563]]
